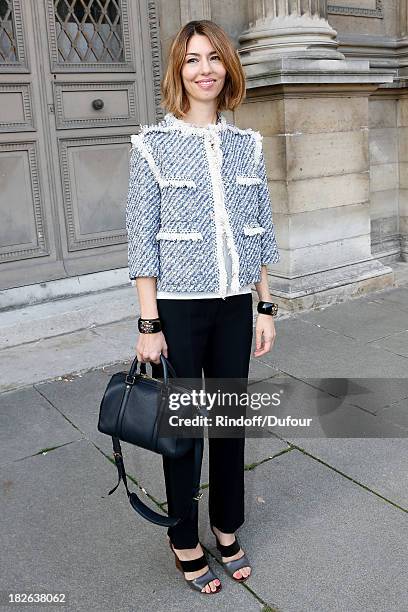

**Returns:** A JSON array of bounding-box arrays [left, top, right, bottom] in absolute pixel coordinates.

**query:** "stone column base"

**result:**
[[401, 235, 408, 261], [267, 260, 394, 312]]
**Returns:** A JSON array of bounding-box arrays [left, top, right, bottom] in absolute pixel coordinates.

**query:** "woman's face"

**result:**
[[181, 34, 226, 107]]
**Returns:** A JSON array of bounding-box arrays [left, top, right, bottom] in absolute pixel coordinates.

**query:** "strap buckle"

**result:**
[[125, 374, 136, 385]]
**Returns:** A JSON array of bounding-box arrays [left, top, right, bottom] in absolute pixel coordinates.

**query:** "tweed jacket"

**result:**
[[126, 111, 280, 298]]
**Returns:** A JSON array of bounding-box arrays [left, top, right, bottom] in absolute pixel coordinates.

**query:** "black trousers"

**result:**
[[151, 293, 253, 548]]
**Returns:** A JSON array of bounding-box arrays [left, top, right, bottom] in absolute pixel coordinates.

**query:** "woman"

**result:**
[[126, 19, 280, 595]]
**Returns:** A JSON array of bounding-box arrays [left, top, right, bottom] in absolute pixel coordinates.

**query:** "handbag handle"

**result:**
[[127, 353, 177, 383]]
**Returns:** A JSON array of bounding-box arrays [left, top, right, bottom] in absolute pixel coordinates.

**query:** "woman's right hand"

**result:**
[[136, 330, 168, 364]]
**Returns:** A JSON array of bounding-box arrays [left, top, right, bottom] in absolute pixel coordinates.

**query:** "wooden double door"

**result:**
[[0, 0, 159, 291]]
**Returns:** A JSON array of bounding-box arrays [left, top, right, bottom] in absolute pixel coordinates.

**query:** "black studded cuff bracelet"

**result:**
[[138, 317, 162, 334], [257, 301, 278, 317]]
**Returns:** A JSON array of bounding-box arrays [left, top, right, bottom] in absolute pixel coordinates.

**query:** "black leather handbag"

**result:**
[[97, 354, 204, 527]]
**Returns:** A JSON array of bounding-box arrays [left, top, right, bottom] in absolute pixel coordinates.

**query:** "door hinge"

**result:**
[[48, 104, 55, 114]]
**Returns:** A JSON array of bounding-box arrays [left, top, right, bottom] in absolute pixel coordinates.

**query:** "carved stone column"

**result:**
[[239, 0, 345, 64], [398, 0, 408, 74], [235, 1, 396, 310], [398, 1, 408, 261], [180, 0, 211, 23], [399, 0, 408, 38]]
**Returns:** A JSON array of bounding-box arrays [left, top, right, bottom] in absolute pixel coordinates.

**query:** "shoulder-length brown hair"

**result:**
[[161, 20, 246, 118]]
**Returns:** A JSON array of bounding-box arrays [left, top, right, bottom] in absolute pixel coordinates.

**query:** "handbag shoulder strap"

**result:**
[[108, 436, 204, 527]]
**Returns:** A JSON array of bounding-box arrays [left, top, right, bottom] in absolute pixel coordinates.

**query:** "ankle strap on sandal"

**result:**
[[177, 554, 207, 573], [216, 538, 240, 557]]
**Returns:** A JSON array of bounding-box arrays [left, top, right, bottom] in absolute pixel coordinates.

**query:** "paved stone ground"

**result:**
[[1, 273, 408, 611]]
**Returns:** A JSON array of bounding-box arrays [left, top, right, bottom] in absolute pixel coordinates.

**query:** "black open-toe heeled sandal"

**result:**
[[210, 525, 251, 582], [168, 539, 222, 594]]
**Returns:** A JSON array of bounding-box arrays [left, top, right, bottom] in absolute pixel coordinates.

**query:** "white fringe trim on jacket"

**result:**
[[156, 231, 203, 241], [135, 112, 260, 139], [236, 175, 262, 185], [243, 225, 266, 236], [204, 132, 241, 297]]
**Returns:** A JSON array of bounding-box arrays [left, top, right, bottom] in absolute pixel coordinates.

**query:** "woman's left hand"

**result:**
[[253, 313, 277, 357]]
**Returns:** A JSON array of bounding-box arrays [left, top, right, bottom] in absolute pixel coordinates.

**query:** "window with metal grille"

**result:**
[[0, 0, 17, 62], [54, 0, 124, 63]]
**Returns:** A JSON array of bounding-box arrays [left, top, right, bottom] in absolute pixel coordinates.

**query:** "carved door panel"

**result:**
[[0, 0, 160, 291]]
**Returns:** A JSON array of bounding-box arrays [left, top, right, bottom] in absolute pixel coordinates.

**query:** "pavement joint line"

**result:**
[[33, 384, 88, 436], [250, 360, 281, 371], [248, 373, 282, 386], [269, 439, 408, 514], [371, 345, 408, 360], [296, 317, 359, 341], [244, 446, 294, 471], [35, 442, 77, 455], [366, 334, 408, 346], [365, 330, 408, 344], [1, 439, 83, 469]]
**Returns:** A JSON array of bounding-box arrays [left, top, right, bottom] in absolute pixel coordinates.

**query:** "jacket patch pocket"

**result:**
[[234, 175, 260, 218], [160, 178, 199, 225], [156, 226, 207, 289]]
